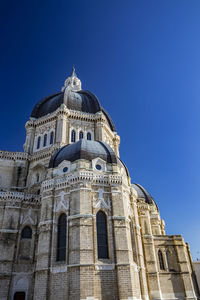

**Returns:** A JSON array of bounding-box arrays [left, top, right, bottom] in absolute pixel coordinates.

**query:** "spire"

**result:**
[[61, 67, 81, 92], [71, 66, 77, 78]]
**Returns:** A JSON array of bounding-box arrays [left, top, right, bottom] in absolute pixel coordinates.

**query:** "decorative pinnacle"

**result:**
[[71, 66, 77, 78]]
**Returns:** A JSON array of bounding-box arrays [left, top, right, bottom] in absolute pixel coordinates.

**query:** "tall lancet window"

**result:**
[[166, 249, 172, 271], [37, 136, 41, 149], [87, 132, 91, 140], [50, 131, 54, 144], [79, 131, 84, 139], [71, 130, 76, 143], [158, 250, 165, 270], [57, 213, 66, 261], [96, 211, 108, 259], [43, 134, 47, 147]]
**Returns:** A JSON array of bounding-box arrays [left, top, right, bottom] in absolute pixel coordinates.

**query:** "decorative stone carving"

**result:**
[[20, 208, 35, 225], [93, 188, 111, 210], [54, 191, 69, 212]]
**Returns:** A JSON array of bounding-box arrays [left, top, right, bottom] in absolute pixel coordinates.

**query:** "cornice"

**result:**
[[0, 151, 28, 161], [26, 106, 112, 129], [29, 145, 58, 162], [0, 191, 41, 205], [42, 171, 123, 191]]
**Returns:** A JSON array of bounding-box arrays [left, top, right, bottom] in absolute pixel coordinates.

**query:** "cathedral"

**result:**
[[0, 68, 199, 300]]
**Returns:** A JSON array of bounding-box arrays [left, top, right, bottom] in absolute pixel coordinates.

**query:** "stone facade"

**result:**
[[0, 69, 199, 300], [193, 262, 200, 292]]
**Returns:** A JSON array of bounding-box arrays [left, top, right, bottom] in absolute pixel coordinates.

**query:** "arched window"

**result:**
[[21, 226, 32, 239], [37, 136, 41, 149], [144, 221, 148, 234], [96, 211, 108, 259], [50, 131, 54, 144], [79, 131, 84, 139], [166, 249, 172, 271], [158, 250, 165, 270], [14, 291, 26, 300], [57, 213, 66, 261], [43, 134, 47, 147], [71, 130, 76, 143], [87, 132, 91, 140], [36, 173, 39, 183]]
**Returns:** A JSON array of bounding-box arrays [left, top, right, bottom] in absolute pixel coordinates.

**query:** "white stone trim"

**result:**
[[68, 214, 94, 220], [81, 297, 98, 300], [0, 229, 18, 233], [51, 265, 67, 273], [95, 264, 115, 270]]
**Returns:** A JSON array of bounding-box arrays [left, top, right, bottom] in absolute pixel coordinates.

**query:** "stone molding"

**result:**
[[42, 172, 123, 191], [0, 229, 18, 233], [0, 191, 41, 205], [0, 150, 28, 161], [68, 214, 94, 220], [95, 264, 115, 270]]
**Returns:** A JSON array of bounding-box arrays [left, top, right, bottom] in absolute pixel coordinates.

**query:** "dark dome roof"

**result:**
[[31, 90, 116, 132], [49, 139, 117, 168], [132, 183, 157, 206]]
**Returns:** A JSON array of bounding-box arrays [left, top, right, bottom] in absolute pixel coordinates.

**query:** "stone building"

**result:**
[[193, 262, 200, 292], [0, 68, 199, 300]]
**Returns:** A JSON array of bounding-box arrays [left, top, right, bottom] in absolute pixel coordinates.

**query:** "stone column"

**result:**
[[95, 120, 104, 141], [131, 197, 150, 300], [23, 123, 35, 154], [113, 134, 120, 157], [174, 237, 198, 300], [33, 190, 54, 300], [68, 182, 95, 300], [111, 186, 142, 299], [56, 114, 67, 146], [139, 205, 162, 299]]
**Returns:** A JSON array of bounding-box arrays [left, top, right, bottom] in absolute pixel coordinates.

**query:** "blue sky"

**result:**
[[1, 0, 200, 258]]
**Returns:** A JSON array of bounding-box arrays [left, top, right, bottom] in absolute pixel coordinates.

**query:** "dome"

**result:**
[[31, 69, 116, 132], [31, 90, 101, 117], [132, 183, 157, 206], [49, 139, 117, 168]]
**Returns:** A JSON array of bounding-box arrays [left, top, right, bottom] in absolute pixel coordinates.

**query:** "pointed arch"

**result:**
[[79, 131, 84, 139], [50, 131, 54, 144], [71, 130, 76, 143], [57, 213, 66, 261], [37, 136, 41, 149], [96, 210, 108, 259], [87, 132, 91, 140], [166, 249, 172, 271], [158, 249, 165, 270], [21, 226, 32, 239], [14, 291, 26, 300], [43, 134, 47, 147], [36, 173, 40, 183]]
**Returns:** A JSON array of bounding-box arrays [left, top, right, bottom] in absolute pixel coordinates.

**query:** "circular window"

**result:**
[[96, 164, 102, 170], [63, 167, 68, 173]]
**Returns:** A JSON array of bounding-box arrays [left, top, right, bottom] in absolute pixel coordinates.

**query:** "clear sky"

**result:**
[[1, 0, 200, 259]]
